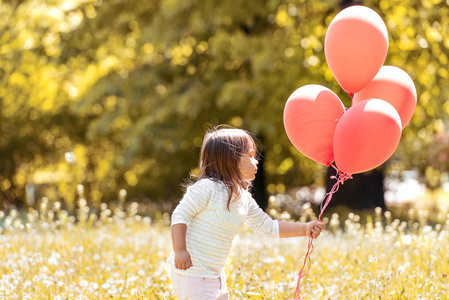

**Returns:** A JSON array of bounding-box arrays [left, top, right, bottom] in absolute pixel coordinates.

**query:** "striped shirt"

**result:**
[[168, 178, 279, 278]]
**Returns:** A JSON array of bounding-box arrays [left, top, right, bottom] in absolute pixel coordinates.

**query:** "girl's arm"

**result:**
[[171, 224, 193, 270], [245, 195, 325, 238], [279, 220, 325, 238], [170, 180, 212, 270]]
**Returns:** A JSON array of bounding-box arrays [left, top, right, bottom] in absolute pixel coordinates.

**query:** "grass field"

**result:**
[[0, 199, 447, 299]]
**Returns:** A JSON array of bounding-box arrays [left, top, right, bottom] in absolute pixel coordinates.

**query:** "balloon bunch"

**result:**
[[283, 6, 416, 299], [284, 5, 416, 175]]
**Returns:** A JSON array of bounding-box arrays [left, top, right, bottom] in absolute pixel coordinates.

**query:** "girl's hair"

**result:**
[[190, 125, 258, 210]]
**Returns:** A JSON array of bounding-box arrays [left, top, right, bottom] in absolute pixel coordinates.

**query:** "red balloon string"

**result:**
[[292, 163, 352, 300]]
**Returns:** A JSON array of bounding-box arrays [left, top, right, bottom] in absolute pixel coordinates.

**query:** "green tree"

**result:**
[[0, 0, 93, 208], [2, 0, 449, 209], [71, 0, 338, 203]]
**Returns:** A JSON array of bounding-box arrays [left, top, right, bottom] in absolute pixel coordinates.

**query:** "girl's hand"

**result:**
[[307, 220, 325, 239], [174, 250, 193, 270]]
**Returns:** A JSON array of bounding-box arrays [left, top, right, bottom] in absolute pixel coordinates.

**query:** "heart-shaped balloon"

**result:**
[[353, 66, 417, 129], [333, 99, 402, 174], [284, 84, 345, 166]]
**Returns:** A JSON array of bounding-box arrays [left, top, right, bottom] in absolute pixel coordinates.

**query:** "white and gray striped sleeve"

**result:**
[[245, 194, 279, 238], [171, 179, 212, 226]]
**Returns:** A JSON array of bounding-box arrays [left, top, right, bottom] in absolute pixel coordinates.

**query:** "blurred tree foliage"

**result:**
[[1, 0, 448, 209]]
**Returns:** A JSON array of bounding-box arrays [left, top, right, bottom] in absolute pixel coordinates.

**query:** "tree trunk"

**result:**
[[252, 138, 268, 211], [325, 167, 386, 210]]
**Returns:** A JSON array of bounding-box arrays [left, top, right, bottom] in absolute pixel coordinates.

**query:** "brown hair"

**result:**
[[192, 125, 257, 210]]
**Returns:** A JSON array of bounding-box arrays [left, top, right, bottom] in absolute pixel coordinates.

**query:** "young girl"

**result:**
[[168, 126, 324, 300]]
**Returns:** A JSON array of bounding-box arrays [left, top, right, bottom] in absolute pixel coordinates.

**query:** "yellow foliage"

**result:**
[[275, 8, 289, 27], [96, 152, 115, 179], [8, 72, 27, 86], [276, 183, 285, 193], [267, 183, 276, 194], [124, 170, 138, 186], [230, 116, 243, 127], [278, 158, 294, 175], [1, 179, 12, 191]]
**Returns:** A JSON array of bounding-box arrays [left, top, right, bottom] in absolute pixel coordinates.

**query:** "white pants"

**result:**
[[171, 269, 229, 300]]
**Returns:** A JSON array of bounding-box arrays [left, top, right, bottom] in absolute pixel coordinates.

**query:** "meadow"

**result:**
[[0, 195, 448, 300]]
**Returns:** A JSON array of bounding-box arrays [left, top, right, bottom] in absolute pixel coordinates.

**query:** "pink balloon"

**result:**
[[333, 99, 402, 174], [353, 66, 417, 129], [284, 84, 345, 166], [324, 6, 389, 93]]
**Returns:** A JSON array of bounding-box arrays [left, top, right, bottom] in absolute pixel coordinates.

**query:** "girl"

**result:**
[[168, 126, 324, 300]]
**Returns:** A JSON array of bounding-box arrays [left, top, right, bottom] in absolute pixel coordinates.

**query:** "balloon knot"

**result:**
[[348, 93, 354, 99]]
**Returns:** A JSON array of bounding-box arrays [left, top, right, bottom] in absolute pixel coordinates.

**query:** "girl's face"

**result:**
[[239, 147, 259, 181]]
